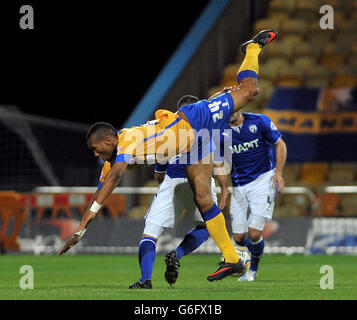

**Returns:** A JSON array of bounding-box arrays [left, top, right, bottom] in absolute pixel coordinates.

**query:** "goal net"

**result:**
[[0, 105, 99, 191]]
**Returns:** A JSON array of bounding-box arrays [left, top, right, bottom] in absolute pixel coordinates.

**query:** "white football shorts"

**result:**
[[230, 169, 278, 233], [143, 175, 217, 238]]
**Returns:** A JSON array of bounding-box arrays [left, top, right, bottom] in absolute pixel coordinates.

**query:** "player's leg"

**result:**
[[129, 232, 159, 289], [175, 177, 216, 259], [130, 176, 178, 289], [230, 186, 250, 247], [230, 29, 278, 113], [239, 170, 277, 281], [129, 224, 162, 289], [238, 222, 265, 282], [165, 223, 209, 286], [185, 161, 244, 281], [164, 179, 214, 286]]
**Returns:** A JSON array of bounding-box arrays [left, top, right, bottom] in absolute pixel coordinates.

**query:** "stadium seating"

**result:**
[[127, 180, 157, 219], [202, 0, 357, 219], [274, 193, 312, 218], [298, 162, 330, 188], [268, 0, 296, 14], [340, 195, 357, 217]]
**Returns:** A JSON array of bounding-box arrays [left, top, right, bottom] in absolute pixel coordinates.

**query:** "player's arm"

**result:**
[[154, 163, 167, 184], [57, 162, 128, 255], [57, 189, 100, 255], [274, 138, 287, 192], [213, 162, 231, 211]]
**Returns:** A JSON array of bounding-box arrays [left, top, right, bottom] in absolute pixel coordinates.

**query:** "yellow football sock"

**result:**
[[205, 212, 239, 263], [237, 43, 261, 82]]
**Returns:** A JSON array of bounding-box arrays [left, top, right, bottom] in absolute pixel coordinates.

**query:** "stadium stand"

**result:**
[[204, 0, 357, 219]]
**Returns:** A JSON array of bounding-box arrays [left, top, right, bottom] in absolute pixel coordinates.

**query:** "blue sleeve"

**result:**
[[155, 163, 168, 173], [97, 181, 103, 190], [114, 153, 132, 163], [260, 115, 281, 144]]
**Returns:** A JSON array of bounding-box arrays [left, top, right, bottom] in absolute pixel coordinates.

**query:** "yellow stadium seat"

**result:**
[[320, 53, 345, 71], [281, 34, 304, 46], [276, 65, 304, 87], [280, 18, 308, 34], [293, 41, 321, 57], [322, 43, 350, 56], [293, 56, 317, 73], [276, 78, 304, 87], [350, 43, 357, 56], [254, 18, 281, 35], [295, 0, 323, 12], [294, 11, 319, 22], [283, 163, 301, 186], [299, 162, 329, 187], [339, 19, 357, 32], [335, 33, 357, 49], [327, 0, 352, 11], [304, 64, 332, 79], [327, 166, 356, 185], [263, 39, 295, 59], [268, 13, 290, 24], [259, 58, 290, 81], [304, 77, 330, 88], [331, 162, 357, 173], [269, 0, 296, 13], [308, 32, 332, 46], [331, 74, 357, 88], [220, 63, 239, 86]]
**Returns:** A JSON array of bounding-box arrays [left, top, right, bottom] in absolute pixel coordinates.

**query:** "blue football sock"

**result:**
[[176, 226, 209, 259], [138, 237, 157, 282], [248, 237, 265, 272]]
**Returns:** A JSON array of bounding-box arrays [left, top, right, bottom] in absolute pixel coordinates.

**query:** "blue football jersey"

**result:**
[[179, 92, 235, 132], [154, 154, 186, 179], [221, 113, 281, 186]]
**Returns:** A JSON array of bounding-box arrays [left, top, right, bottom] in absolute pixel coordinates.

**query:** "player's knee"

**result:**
[[241, 78, 259, 100], [248, 83, 259, 100], [248, 229, 262, 243], [233, 233, 246, 246]]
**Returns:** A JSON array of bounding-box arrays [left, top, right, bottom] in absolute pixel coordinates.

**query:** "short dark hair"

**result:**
[[86, 122, 117, 142], [176, 95, 199, 109]]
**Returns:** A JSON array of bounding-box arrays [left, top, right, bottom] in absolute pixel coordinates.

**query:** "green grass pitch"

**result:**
[[0, 254, 356, 300]]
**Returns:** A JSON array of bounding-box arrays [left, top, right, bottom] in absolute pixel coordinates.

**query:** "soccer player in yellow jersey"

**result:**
[[58, 30, 278, 282]]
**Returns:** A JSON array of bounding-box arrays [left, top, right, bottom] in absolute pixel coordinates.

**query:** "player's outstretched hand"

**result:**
[[57, 234, 81, 255]]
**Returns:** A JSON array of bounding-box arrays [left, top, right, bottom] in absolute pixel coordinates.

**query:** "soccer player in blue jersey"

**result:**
[[58, 29, 278, 282], [221, 108, 287, 281], [129, 95, 231, 289]]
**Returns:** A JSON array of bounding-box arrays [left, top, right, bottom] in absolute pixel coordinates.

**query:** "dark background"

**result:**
[[0, 0, 209, 127]]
